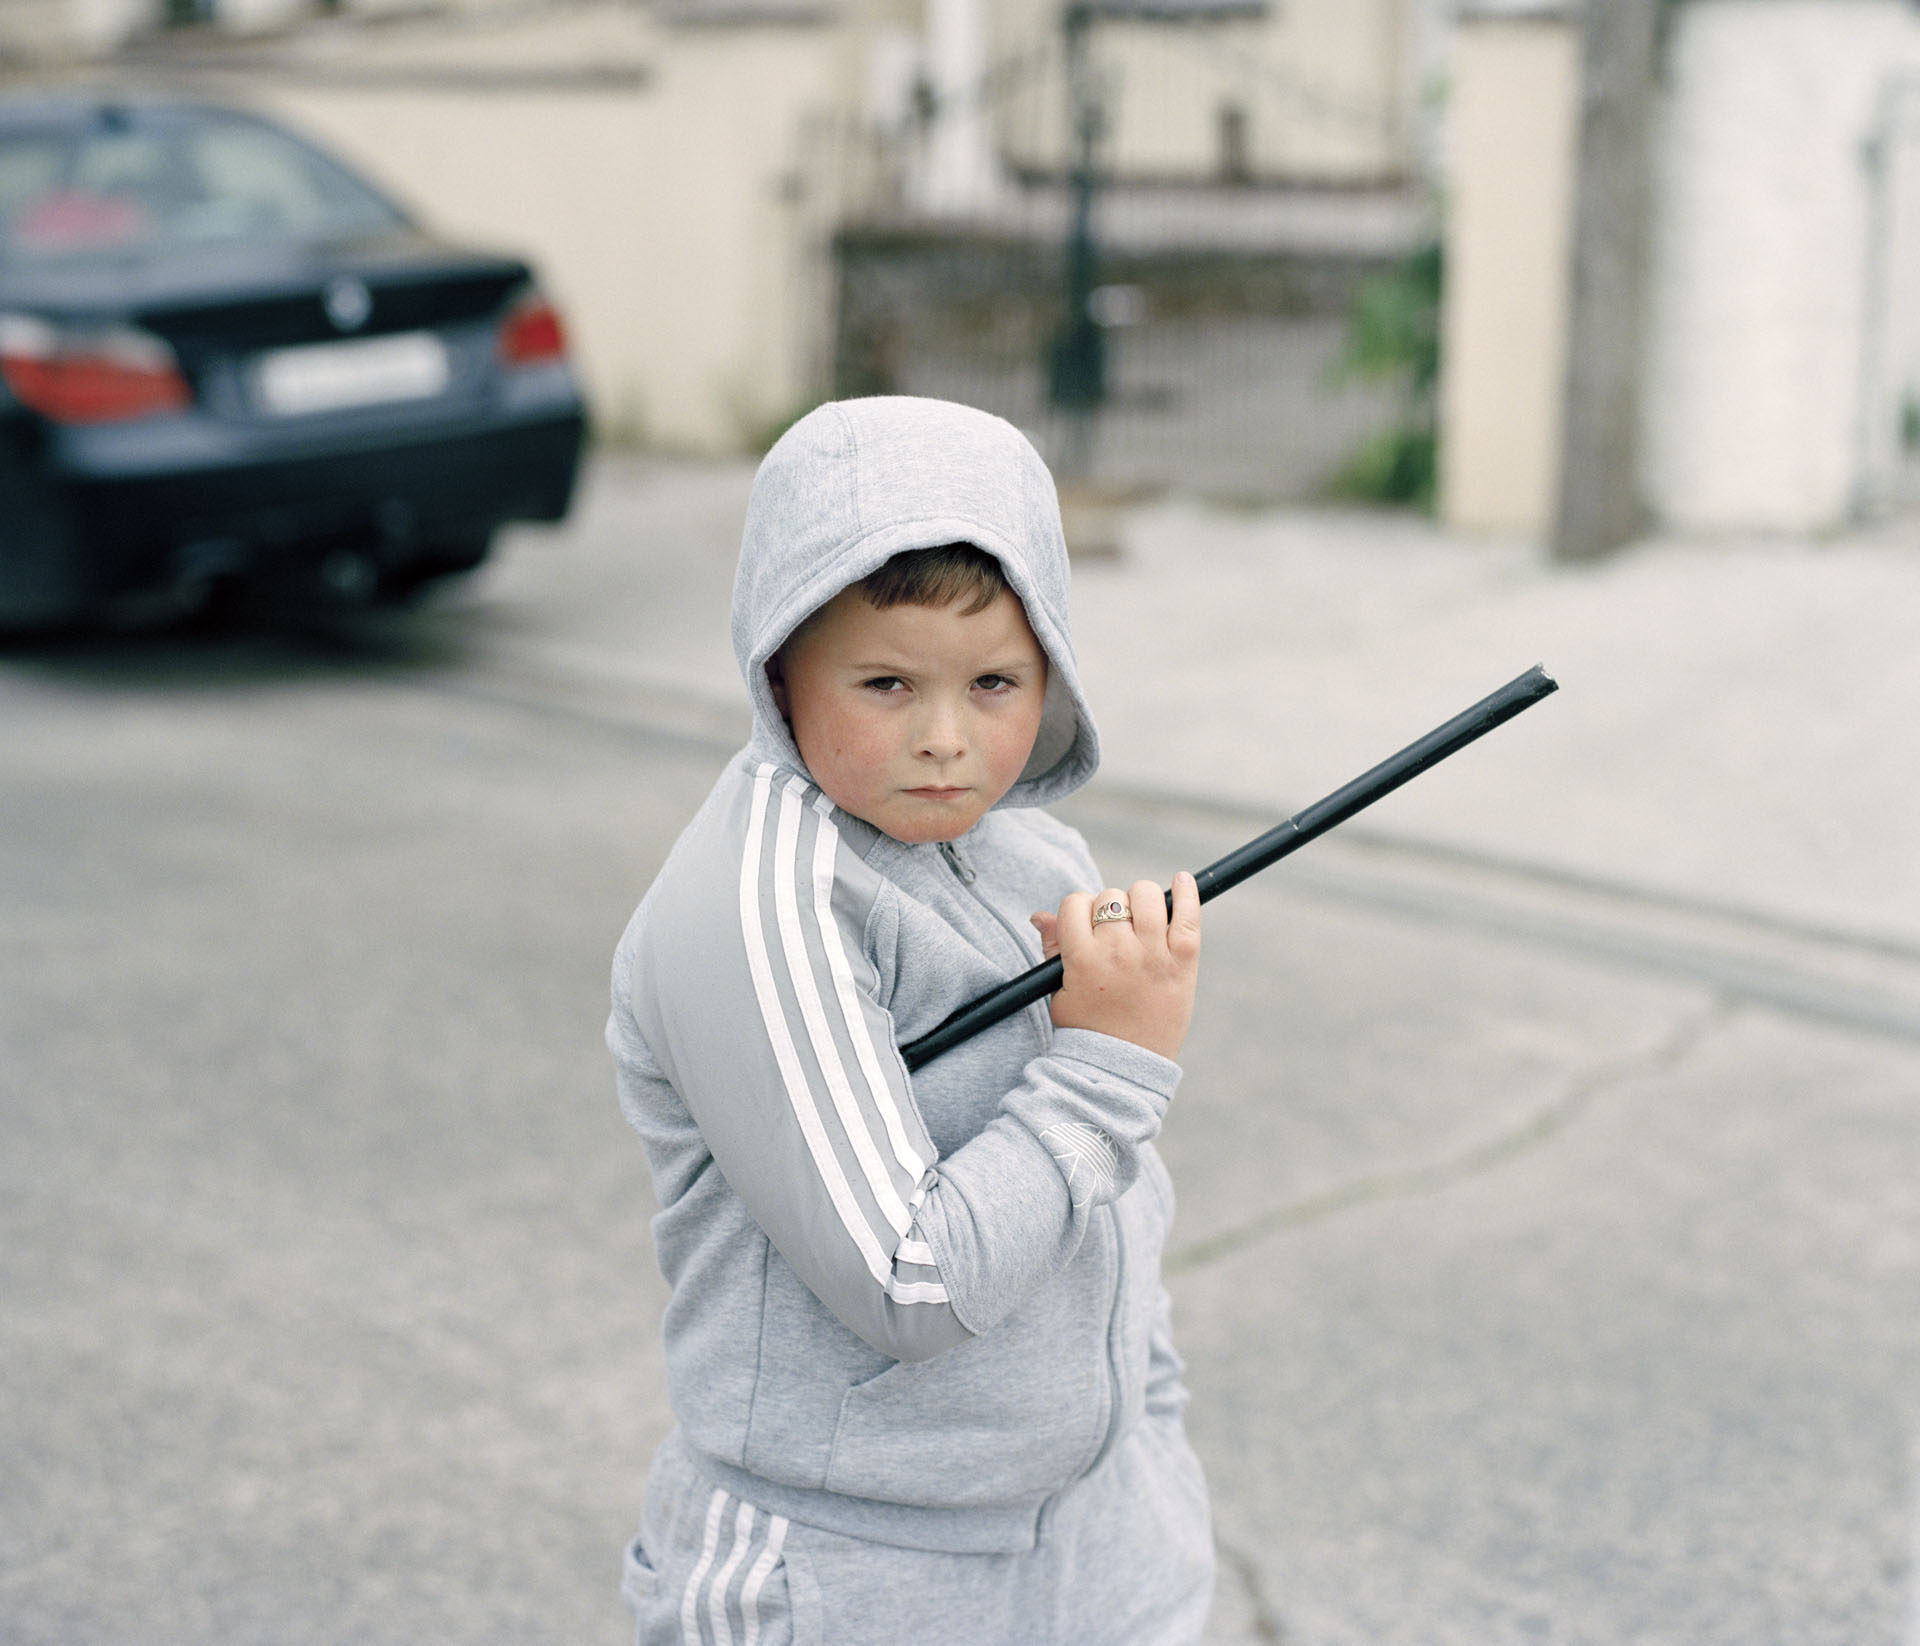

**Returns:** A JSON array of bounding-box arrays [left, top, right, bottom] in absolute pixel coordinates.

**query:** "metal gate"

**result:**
[[832, 212, 1415, 503]]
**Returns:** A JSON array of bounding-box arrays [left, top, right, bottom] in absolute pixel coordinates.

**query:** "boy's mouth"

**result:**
[[905, 786, 969, 800]]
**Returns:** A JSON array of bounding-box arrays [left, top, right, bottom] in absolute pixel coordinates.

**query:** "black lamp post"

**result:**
[[1047, 3, 1107, 422], [1043, 0, 1269, 471]]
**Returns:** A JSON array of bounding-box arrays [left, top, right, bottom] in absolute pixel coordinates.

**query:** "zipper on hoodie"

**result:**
[[938, 831, 1131, 1489], [935, 834, 1047, 981], [938, 837, 978, 885]]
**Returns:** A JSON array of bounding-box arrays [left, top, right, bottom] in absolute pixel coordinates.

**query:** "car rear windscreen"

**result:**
[[0, 113, 409, 259]]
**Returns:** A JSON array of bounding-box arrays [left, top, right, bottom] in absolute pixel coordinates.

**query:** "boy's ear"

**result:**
[[765, 653, 790, 722]]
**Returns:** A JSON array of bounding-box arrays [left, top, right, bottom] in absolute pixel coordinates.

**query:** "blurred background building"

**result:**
[[6, 0, 1919, 548], [1445, 0, 1920, 552]]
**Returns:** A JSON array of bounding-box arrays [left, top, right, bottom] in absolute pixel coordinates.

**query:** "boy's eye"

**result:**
[[974, 673, 1018, 692], [860, 676, 906, 693]]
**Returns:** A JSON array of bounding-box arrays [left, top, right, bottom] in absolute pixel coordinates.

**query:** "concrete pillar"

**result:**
[[1552, 0, 1660, 559], [1438, 3, 1580, 537], [918, 0, 1002, 215]]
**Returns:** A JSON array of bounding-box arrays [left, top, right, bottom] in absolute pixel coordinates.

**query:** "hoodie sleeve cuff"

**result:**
[[1044, 1027, 1183, 1108], [993, 1027, 1181, 1218], [922, 1029, 1184, 1336]]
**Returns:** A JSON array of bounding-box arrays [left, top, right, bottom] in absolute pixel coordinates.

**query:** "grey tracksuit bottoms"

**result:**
[[622, 1417, 1214, 1646]]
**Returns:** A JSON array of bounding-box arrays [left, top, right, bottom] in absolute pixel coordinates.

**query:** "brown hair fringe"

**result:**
[[858, 544, 1006, 616]]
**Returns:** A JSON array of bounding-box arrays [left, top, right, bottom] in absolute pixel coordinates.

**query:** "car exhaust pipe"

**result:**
[[317, 548, 380, 603]]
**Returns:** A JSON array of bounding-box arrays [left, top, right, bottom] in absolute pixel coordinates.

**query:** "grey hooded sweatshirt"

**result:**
[[607, 397, 1190, 1557]]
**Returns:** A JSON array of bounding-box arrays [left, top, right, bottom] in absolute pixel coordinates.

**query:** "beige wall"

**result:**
[[1438, 14, 1579, 537], [0, 0, 153, 59], [241, 7, 846, 452]]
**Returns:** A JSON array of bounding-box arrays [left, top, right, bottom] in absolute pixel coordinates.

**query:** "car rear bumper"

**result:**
[[79, 409, 586, 564], [1, 391, 586, 622]]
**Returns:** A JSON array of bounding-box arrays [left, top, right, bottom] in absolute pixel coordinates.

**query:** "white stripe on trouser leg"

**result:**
[[739, 1513, 788, 1646], [680, 1490, 728, 1646], [707, 1500, 754, 1646]]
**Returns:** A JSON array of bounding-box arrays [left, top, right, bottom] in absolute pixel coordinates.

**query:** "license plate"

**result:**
[[254, 332, 450, 416]]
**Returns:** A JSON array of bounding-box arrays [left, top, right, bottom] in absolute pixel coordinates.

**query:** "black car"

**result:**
[[0, 94, 586, 627]]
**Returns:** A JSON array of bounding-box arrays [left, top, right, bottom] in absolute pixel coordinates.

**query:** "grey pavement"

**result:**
[[0, 669, 697, 1644], [4, 453, 1920, 1644]]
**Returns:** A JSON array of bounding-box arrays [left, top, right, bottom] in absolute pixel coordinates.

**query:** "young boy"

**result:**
[[607, 396, 1210, 1645]]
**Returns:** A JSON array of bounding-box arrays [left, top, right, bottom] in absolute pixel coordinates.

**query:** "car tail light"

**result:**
[[0, 314, 190, 423], [497, 290, 567, 367]]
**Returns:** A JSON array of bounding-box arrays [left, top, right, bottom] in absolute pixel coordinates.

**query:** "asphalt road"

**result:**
[[5, 466, 1920, 1645]]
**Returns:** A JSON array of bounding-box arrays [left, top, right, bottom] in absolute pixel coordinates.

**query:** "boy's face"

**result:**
[[768, 585, 1049, 844]]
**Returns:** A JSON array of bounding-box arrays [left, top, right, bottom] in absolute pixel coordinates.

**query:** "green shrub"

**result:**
[[1328, 241, 1441, 509], [1326, 426, 1436, 509]]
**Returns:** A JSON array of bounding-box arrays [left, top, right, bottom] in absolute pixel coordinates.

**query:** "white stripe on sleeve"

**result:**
[[738, 766, 947, 1307], [810, 792, 931, 1180], [773, 777, 914, 1235]]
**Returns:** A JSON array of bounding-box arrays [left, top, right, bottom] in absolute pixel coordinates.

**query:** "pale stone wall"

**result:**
[[1639, 0, 1920, 532], [240, 7, 846, 451], [0, 0, 153, 60], [1437, 11, 1579, 537]]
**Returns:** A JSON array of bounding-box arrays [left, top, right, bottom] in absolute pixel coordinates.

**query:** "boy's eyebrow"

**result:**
[[843, 652, 1044, 673]]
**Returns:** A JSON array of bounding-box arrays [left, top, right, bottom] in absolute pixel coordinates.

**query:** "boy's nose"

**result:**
[[915, 705, 966, 761]]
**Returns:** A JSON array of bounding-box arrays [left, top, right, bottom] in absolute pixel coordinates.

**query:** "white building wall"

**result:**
[[1640, 0, 1920, 532]]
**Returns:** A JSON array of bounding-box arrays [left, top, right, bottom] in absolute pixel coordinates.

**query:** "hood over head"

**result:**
[[732, 397, 1098, 811]]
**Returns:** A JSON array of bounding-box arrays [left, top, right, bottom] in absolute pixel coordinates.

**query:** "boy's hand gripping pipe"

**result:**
[[900, 664, 1559, 1072]]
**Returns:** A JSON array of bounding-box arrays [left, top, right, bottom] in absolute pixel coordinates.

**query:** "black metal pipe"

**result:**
[[901, 664, 1558, 1071]]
